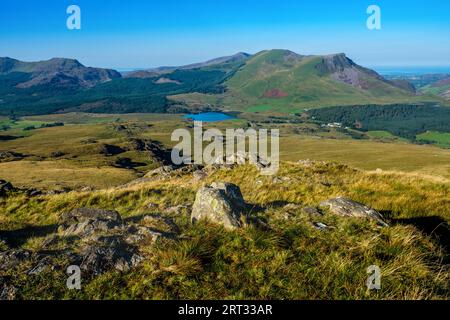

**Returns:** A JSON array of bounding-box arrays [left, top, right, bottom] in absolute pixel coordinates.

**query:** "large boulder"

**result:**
[[319, 197, 388, 226], [59, 208, 123, 237], [191, 182, 246, 230]]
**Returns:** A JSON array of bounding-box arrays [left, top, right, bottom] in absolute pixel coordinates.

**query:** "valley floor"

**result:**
[[0, 113, 449, 299], [0, 112, 450, 191]]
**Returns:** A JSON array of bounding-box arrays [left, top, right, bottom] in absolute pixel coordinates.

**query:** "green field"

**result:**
[[417, 131, 450, 148]]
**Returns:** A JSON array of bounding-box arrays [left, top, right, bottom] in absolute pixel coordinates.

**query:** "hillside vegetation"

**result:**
[[308, 104, 450, 141], [0, 161, 449, 299]]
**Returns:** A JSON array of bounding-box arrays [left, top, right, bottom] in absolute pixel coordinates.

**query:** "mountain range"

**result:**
[[0, 57, 121, 89], [0, 50, 444, 116]]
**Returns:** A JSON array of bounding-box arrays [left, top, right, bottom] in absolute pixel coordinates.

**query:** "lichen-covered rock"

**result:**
[[59, 208, 123, 237], [191, 182, 246, 229], [319, 197, 388, 226]]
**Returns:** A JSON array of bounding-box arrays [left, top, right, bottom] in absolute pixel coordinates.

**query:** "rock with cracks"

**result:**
[[59, 208, 123, 237], [319, 197, 388, 226], [79, 236, 142, 275], [191, 182, 246, 230]]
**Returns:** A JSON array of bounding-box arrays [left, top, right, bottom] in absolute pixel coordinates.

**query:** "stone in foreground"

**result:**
[[80, 236, 142, 275], [59, 208, 123, 237], [319, 197, 388, 226], [191, 182, 246, 229]]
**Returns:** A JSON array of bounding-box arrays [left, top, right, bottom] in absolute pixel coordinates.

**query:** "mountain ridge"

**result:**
[[218, 49, 423, 112], [0, 50, 442, 115], [125, 52, 251, 78], [0, 57, 122, 88]]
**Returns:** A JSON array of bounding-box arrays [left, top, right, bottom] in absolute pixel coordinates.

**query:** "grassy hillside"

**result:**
[[1, 112, 449, 299], [1, 113, 450, 193], [222, 50, 437, 113], [0, 161, 449, 299]]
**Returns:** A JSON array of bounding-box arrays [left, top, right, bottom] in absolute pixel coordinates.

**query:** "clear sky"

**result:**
[[1, 0, 450, 69]]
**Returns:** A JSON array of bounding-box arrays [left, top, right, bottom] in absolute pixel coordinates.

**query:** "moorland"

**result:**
[[0, 49, 449, 300]]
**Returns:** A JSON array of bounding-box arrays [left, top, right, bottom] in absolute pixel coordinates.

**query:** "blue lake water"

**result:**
[[183, 112, 236, 122]]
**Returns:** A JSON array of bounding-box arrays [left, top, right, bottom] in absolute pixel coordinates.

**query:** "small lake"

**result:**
[[183, 112, 236, 122]]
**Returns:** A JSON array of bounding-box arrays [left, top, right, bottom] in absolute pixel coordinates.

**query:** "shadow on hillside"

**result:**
[[0, 224, 59, 248], [394, 216, 450, 256]]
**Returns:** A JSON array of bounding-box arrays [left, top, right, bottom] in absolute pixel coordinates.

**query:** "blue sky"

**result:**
[[1, 0, 450, 69]]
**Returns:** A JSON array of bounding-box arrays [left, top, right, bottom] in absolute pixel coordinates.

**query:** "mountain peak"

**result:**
[[0, 57, 121, 88], [0, 57, 21, 73]]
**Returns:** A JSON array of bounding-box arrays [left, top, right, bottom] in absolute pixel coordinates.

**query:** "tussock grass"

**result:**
[[0, 161, 449, 299]]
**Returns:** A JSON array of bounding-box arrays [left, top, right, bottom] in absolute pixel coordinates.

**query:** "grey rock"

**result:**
[[191, 182, 246, 229], [80, 236, 142, 275], [59, 208, 123, 237], [0, 180, 13, 197], [144, 165, 176, 178], [0, 249, 32, 271], [312, 222, 329, 231], [124, 225, 173, 245], [27, 255, 54, 275], [319, 197, 388, 226]]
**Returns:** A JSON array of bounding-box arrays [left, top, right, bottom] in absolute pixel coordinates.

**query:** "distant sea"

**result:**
[[372, 66, 450, 76]]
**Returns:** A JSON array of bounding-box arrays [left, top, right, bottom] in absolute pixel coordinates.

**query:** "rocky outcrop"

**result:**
[[0, 180, 13, 197], [191, 182, 247, 229], [0, 151, 26, 162], [145, 165, 176, 178], [319, 197, 388, 226], [79, 236, 142, 276], [0, 249, 32, 271], [59, 208, 123, 237]]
